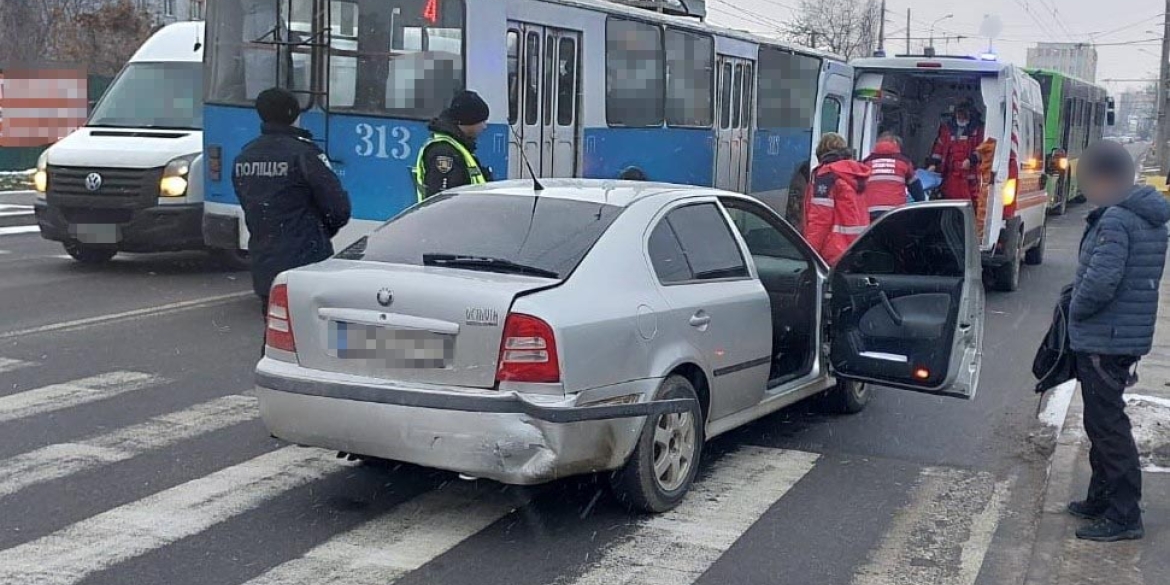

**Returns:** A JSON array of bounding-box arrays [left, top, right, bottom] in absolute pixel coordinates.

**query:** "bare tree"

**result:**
[[784, 0, 882, 60], [52, 0, 157, 76]]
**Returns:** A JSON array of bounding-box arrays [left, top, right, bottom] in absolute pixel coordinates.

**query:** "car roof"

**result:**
[[442, 179, 731, 208]]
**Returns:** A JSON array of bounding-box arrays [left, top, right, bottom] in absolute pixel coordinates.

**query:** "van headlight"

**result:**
[[160, 154, 197, 197], [34, 151, 49, 196]]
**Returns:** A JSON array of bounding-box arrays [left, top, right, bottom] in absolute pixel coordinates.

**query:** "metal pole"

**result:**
[[906, 9, 911, 55], [1157, 0, 1170, 174], [878, 0, 886, 53]]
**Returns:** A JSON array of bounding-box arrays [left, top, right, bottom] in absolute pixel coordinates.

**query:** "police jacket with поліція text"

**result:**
[[232, 123, 351, 297]]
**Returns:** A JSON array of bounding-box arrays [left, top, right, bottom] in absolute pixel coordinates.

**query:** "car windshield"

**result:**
[[337, 193, 624, 279], [88, 62, 203, 130]]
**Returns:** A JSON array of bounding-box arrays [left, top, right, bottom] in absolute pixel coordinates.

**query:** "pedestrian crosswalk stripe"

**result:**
[[0, 226, 39, 236], [244, 482, 534, 585], [556, 447, 819, 585], [0, 394, 258, 499], [0, 371, 164, 423], [0, 357, 34, 375], [0, 446, 352, 585], [850, 468, 1012, 585]]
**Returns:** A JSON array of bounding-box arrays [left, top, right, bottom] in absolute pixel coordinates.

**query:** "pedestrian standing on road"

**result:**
[[413, 91, 494, 201], [802, 133, 871, 266], [1066, 140, 1170, 542], [232, 88, 351, 328], [862, 132, 925, 220]]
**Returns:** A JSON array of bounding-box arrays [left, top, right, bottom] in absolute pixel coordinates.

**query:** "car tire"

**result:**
[[823, 379, 870, 414], [1025, 224, 1046, 266], [63, 241, 117, 264], [610, 375, 704, 514], [209, 248, 250, 271], [993, 230, 1023, 292]]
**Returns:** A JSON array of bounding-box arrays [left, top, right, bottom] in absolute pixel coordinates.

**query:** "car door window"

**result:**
[[648, 219, 692, 283], [723, 202, 808, 263], [648, 202, 749, 283]]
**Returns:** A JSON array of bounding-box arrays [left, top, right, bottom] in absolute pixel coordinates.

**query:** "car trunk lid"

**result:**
[[287, 262, 557, 389]]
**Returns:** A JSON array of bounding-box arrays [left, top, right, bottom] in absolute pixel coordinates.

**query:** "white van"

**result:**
[[32, 22, 234, 265], [850, 55, 1048, 291]]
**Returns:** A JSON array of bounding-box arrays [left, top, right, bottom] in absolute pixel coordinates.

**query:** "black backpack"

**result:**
[[1033, 284, 1075, 394]]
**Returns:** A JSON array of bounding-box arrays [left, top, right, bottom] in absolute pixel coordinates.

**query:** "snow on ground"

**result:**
[[0, 169, 33, 192], [1126, 394, 1170, 473]]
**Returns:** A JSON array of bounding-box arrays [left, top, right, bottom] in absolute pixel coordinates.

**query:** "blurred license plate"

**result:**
[[69, 223, 120, 244], [329, 321, 453, 368]]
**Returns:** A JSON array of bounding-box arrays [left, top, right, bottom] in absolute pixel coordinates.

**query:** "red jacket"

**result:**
[[802, 152, 871, 266], [930, 120, 985, 200], [863, 140, 919, 214]]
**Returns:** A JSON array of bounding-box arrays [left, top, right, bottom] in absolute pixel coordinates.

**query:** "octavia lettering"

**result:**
[[465, 307, 499, 326]]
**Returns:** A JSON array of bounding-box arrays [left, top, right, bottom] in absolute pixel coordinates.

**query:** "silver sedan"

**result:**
[[256, 179, 985, 513]]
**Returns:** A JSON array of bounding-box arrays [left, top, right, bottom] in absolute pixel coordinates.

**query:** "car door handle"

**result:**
[[689, 312, 711, 328]]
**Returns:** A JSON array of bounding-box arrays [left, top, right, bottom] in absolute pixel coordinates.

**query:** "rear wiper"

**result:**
[[422, 254, 560, 279]]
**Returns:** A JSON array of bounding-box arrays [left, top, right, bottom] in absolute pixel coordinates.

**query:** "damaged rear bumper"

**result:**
[[254, 359, 691, 485]]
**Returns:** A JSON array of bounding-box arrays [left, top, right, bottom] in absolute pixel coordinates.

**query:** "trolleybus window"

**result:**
[[757, 48, 820, 129], [507, 29, 520, 125], [206, 0, 313, 106], [328, 0, 465, 119], [719, 62, 732, 130], [557, 37, 578, 127], [605, 17, 664, 127], [665, 29, 713, 128]]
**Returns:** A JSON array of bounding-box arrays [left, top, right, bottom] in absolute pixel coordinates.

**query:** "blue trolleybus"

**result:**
[[200, 0, 853, 251]]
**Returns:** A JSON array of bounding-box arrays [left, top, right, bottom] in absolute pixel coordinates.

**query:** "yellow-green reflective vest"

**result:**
[[412, 133, 485, 202]]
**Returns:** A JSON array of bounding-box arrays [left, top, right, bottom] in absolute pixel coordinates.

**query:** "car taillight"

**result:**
[[496, 313, 560, 384], [1002, 161, 1019, 219], [265, 284, 296, 353]]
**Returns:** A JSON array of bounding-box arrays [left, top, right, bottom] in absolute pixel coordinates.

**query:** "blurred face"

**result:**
[[461, 121, 488, 139], [1080, 175, 1129, 206], [955, 110, 970, 125]]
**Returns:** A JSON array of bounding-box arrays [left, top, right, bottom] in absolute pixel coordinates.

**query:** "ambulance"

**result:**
[[850, 54, 1048, 292]]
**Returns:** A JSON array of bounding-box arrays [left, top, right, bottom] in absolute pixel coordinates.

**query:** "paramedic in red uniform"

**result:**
[[928, 103, 984, 201], [803, 133, 871, 266], [863, 132, 925, 220]]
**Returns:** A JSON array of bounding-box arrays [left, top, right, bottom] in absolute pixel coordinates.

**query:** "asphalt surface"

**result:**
[[0, 188, 1092, 585]]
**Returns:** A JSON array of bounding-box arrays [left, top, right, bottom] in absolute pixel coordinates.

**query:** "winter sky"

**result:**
[[706, 0, 1162, 92]]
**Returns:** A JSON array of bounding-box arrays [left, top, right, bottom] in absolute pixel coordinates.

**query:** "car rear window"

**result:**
[[337, 193, 624, 279]]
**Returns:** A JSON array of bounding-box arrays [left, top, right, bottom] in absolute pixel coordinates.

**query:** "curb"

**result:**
[[1023, 383, 1085, 585]]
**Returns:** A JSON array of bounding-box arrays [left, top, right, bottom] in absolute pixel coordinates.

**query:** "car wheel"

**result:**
[[993, 230, 1023, 292], [1025, 224, 1046, 266], [610, 375, 704, 514], [209, 248, 250, 270], [823, 379, 870, 414], [63, 241, 117, 264]]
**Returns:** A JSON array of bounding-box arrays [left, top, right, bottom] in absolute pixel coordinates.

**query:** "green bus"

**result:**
[[1026, 69, 1114, 215]]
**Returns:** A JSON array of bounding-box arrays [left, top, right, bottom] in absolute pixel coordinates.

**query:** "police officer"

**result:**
[[414, 91, 494, 201], [232, 87, 351, 318]]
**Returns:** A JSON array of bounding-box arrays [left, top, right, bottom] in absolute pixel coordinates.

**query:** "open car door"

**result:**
[[827, 202, 984, 399]]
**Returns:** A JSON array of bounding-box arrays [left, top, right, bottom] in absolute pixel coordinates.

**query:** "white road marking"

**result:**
[[0, 291, 253, 340], [0, 226, 39, 236], [245, 482, 533, 585], [0, 372, 163, 423], [557, 447, 819, 585], [0, 210, 33, 218], [1126, 393, 1170, 409], [0, 395, 258, 498], [0, 446, 351, 585], [0, 357, 34, 374], [850, 468, 1012, 585], [1039, 380, 1078, 432]]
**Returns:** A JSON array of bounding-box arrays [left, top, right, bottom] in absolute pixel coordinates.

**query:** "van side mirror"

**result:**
[[1106, 111, 1116, 126]]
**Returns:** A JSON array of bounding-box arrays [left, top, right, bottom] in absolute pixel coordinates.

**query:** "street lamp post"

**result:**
[[929, 14, 954, 54]]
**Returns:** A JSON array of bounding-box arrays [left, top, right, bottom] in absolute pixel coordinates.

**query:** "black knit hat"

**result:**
[[256, 88, 300, 125], [1078, 140, 1135, 185], [445, 90, 490, 125]]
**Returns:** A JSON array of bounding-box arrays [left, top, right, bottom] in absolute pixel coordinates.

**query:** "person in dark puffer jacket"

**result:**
[[1065, 140, 1170, 543]]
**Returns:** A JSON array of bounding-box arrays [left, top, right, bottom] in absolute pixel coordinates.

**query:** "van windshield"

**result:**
[[89, 62, 203, 130]]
